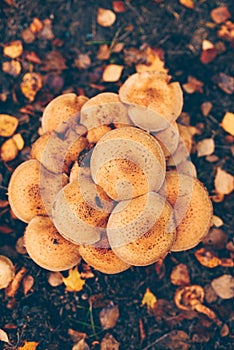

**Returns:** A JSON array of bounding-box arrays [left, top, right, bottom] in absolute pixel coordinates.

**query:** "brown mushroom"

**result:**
[[167, 124, 193, 166], [159, 171, 213, 251], [90, 127, 166, 201], [41, 93, 88, 133], [52, 176, 114, 245], [119, 72, 183, 130], [79, 234, 130, 274], [0, 255, 15, 289], [152, 122, 179, 159], [24, 216, 81, 271], [80, 92, 131, 130], [107, 192, 176, 266]]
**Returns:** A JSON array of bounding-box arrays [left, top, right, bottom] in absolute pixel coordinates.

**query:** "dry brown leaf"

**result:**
[[48, 271, 63, 287], [20, 72, 43, 102], [136, 47, 168, 74], [21, 28, 36, 43], [12, 133, 24, 150], [74, 54, 91, 69], [2, 60, 21, 77], [68, 329, 87, 343], [100, 333, 119, 350], [0, 329, 9, 343], [22, 275, 34, 295], [197, 138, 215, 157], [194, 248, 221, 268], [97, 44, 111, 60], [179, 0, 194, 10], [141, 288, 157, 313], [220, 112, 234, 136], [41, 50, 67, 72], [18, 341, 39, 350], [210, 6, 231, 24], [214, 167, 234, 195], [97, 8, 116, 27], [166, 330, 190, 350], [102, 64, 124, 82], [112, 42, 124, 53], [203, 228, 228, 250], [183, 76, 204, 94], [218, 21, 234, 43], [170, 263, 190, 286], [0, 114, 18, 137], [72, 339, 90, 350], [211, 274, 234, 299], [212, 215, 223, 227], [200, 48, 217, 64], [112, 1, 126, 13], [99, 303, 119, 330], [4, 40, 23, 59], [5, 267, 27, 298], [62, 266, 85, 292], [29, 17, 43, 33], [201, 102, 213, 117], [216, 73, 234, 94], [38, 19, 54, 40], [0, 138, 18, 162]]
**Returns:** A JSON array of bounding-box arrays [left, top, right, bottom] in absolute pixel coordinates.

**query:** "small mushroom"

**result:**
[[159, 172, 213, 251], [24, 216, 81, 271], [90, 127, 166, 201], [119, 72, 183, 130], [41, 93, 88, 133], [107, 192, 176, 266], [0, 255, 15, 289], [80, 92, 131, 130], [52, 176, 114, 245], [79, 235, 130, 274]]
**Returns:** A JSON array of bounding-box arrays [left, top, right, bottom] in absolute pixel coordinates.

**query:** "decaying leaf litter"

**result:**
[[0, 1, 233, 349]]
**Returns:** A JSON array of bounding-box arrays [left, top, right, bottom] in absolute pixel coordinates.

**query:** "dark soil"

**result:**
[[0, 1, 233, 349]]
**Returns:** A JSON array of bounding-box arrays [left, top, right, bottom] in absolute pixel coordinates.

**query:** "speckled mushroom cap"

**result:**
[[79, 235, 131, 274], [24, 216, 81, 271], [159, 172, 213, 252], [52, 176, 114, 245], [0, 255, 15, 289], [119, 72, 183, 130], [90, 127, 166, 201], [80, 92, 131, 130], [107, 192, 176, 266], [41, 93, 88, 133]]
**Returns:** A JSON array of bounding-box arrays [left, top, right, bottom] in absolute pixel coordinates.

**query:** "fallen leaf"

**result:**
[[74, 54, 91, 69], [166, 330, 190, 350], [183, 76, 204, 94], [214, 167, 234, 195], [99, 303, 119, 330], [29, 17, 43, 33], [0, 114, 18, 137], [62, 266, 85, 292], [20, 72, 43, 102], [18, 341, 39, 350], [202, 40, 214, 50], [2, 60, 21, 77], [221, 112, 234, 136], [194, 248, 221, 268], [38, 19, 54, 40], [24, 51, 42, 64], [202, 228, 228, 250], [142, 288, 157, 313], [201, 102, 213, 116], [68, 329, 87, 343], [100, 333, 119, 350], [72, 339, 90, 350], [218, 21, 234, 44], [41, 50, 67, 72], [212, 215, 223, 227], [5, 267, 27, 298], [97, 8, 116, 27], [4, 40, 23, 59], [211, 274, 234, 299], [170, 263, 190, 286], [102, 64, 124, 82], [197, 138, 215, 157], [200, 48, 217, 64], [139, 319, 146, 345], [48, 271, 63, 287], [0, 329, 9, 343], [112, 1, 126, 13], [21, 28, 35, 43], [136, 47, 168, 74], [97, 44, 111, 60], [216, 73, 234, 94], [22, 275, 34, 295], [0, 138, 18, 162], [210, 6, 231, 24], [12, 133, 24, 150], [220, 323, 229, 337], [179, 0, 194, 10], [112, 42, 124, 53]]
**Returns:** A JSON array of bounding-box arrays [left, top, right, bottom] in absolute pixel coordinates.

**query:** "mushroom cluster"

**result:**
[[8, 71, 213, 274]]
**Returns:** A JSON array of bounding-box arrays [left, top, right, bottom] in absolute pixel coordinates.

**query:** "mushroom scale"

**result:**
[[24, 216, 81, 271], [90, 127, 166, 201], [107, 192, 176, 266], [159, 172, 213, 252]]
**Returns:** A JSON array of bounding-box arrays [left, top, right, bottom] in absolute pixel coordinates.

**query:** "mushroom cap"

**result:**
[[0, 255, 15, 289], [41, 93, 88, 133], [159, 171, 213, 252], [8, 159, 47, 222], [152, 122, 179, 159], [107, 192, 176, 266], [69, 162, 91, 183], [79, 235, 130, 274], [24, 216, 81, 271], [119, 72, 183, 129], [90, 127, 166, 201], [176, 160, 197, 177], [52, 176, 114, 245], [167, 124, 193, 166], [80, 92, 131, 130]]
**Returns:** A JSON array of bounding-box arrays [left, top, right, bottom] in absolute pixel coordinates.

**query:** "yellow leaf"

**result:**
[[18, 341, 39, 350], [136, 47, 168, 74], [179, 0, 194, 10], [102, 64, 124, 82], [62, 266, 85, 292], [13, 133, 24, 150], [4, 40, 23, 59], [221, 112, 234, 136], [141, 288, 157, 313], [0, 114, 18, 137], [20, 72, 42, 102]]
